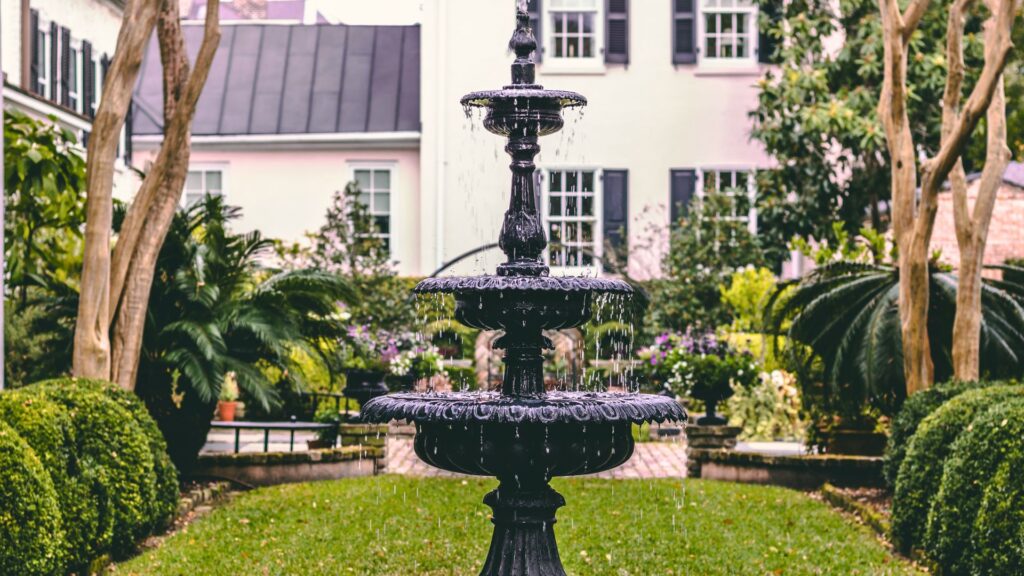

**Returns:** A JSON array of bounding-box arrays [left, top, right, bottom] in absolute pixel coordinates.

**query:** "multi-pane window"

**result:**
[[68, 45, 81, 112], [546, 169, 599, 269], [354, 168, 392, 253], [548, 0, 600, 60], [701, 0, 757, 62], [34, 27, 50, 98], [701, 169, 757, 233], [184, 169, 224, 207]]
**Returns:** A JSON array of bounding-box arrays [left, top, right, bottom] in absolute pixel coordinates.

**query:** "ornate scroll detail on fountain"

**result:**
[[361, 6, 685, 576]]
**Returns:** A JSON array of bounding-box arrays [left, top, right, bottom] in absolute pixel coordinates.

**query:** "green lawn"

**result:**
[[115, 476, 920, 575]]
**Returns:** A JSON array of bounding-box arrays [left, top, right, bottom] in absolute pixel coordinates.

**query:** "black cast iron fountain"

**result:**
[[361, 6, 686, 575]]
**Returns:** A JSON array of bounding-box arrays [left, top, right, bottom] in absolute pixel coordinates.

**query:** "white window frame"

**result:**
[[541, 167, 603, 276], [182, 164, 229, 208], [348, 161, 398, 259], [697, 168, 758, 235], [542, 0, 605, 74], [35, 23, 51, 99], [68, 40, 82, 114], [697, 0, 759, 69]]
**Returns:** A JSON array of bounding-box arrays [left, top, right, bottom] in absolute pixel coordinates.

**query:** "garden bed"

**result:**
[[113, 476, 922, 575], [689, 449, 884, 489]]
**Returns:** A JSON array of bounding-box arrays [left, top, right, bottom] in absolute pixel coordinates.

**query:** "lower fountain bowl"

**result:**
[[415, 420, 633, 478]]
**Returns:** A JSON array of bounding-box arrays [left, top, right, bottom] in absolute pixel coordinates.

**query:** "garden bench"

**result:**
[[209, 420, 338, 453]]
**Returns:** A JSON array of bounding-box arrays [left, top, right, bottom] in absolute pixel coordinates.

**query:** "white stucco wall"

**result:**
[[421, 0, 771, 279], [132, 145, 424, 276]]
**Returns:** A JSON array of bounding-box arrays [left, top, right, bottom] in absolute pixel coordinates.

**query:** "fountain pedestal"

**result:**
[[482, 483, 566, 576]]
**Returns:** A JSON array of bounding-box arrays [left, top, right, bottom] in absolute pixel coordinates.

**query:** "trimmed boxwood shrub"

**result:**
[[22, 381, 159, 557], [883, 379, 1006, 487], [34, 378, 179, 529], [890, 385, 1024, 553], [0, 391, 107, 571], [972, 449, 1024, 574], [925, 398, 1024, 575], [0, 420, 64, 575]]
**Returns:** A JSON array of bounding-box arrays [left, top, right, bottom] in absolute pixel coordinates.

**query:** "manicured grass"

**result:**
[[116, 476, 920, 575]]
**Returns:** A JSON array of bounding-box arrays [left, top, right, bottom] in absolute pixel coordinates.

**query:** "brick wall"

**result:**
[[932, 182, 1024, 270]]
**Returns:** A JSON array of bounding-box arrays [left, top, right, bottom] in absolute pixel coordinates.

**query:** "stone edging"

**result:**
[[197, 445, 384, 467], [819, 483, 890, 536]]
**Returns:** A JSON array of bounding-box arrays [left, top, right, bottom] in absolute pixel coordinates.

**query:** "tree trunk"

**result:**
[[953, 71, 1011, 379], [110, 0, 221, 390], [877, 0, 1016, 395], [73, 0, 161, 379]]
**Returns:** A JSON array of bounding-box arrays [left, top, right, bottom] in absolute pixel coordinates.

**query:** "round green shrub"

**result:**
[[890, 385, 1024, 553], [23, 381, 158, 557], [971, 449, 1024, 575], [0, 420, 64, 575], [34, 378, 179, 529], [883, 379, 1007, 487], [0, 391, 107, 571], [924, 398, 1024, 575]]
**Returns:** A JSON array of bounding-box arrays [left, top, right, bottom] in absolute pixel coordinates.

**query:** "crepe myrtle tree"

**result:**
[[73, 0, 221, 391], [876, 0, 1019, 393]]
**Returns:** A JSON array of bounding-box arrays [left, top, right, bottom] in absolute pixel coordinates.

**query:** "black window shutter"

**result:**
[[758, 0, 781, 64], [605, 0, 629, 64], [603, 170, 629, 270], [670, 169, 696, 224], [672, 0, 697, 64], [29, 10, 40, 94], [527, 0, 542, 62], [60, 27, 71, 108], [49, 22, 59, 102], [82, 40, 94, 117]]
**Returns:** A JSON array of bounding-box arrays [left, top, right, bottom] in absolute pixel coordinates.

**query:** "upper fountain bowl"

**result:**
[[462, 88, 586, 137]]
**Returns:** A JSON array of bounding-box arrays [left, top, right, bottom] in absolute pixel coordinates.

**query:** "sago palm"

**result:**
[[135, 195, 351, 471], [766, 261, 1024, 415]]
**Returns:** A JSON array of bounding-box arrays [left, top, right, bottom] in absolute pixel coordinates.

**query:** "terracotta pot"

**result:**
[[217, 400, 238, 422]]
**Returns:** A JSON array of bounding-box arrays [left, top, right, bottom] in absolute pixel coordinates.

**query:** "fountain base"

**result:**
[[481, 481, 567, 576]]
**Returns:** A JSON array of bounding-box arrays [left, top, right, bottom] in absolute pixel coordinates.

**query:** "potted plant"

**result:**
[[217, 371, 240, 422], [639, 331, 759, 425]]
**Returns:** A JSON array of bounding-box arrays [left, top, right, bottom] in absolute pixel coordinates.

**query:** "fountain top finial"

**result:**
[[508, 5, 537, 86]]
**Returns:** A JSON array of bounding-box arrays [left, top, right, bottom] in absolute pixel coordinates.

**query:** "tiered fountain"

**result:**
[[362, 6, 686, 575]]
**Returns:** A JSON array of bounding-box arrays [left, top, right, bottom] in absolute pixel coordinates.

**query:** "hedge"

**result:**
[[882, 379, 995, 487], [924, 398, 1024, 575], [21, 381, 161, 557], [34, 378, 179, 529], [972, 448, 1024, 575], [0, 391, 106, 571], [0, 420, 64, 576], [890, 385, 1024, 553]]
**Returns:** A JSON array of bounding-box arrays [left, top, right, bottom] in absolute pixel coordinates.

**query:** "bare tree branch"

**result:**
[[902, 0, 934, 43]]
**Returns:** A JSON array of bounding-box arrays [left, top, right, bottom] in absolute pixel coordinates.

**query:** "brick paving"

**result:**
[[385, 434, 689, 479]]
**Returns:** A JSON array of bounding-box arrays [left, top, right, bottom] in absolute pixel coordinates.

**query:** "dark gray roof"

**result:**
[[133, 23, 420, 136], [967, 161, 1024, 189]]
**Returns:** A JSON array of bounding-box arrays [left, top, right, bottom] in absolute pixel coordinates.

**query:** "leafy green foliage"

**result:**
[[925, 398, 1024, 574], [3, 110, 87, 387], [890, 384, 1023, 554], [647, 191, 765, 333], [720, 267, 777, 332], [0, 420, 64, 576], [116, 477, 921, 575], [766, 260, 1024, 417], [726, 369, 805, 441], [972, 448, 1024, 575], [750, 0, 1004, 262], [135, 196, 351, 472], [22, 382, 159, 557], [638, 332, 760, 405], [303, 182, 415, 332], [883, 379, 992, 488], [0, 390, 103, 571]]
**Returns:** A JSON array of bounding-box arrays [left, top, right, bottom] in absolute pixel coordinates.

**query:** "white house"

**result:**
[[2, 0, 137, 193], [420, 0, 774, 279], [133, 0, 773, 278]]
